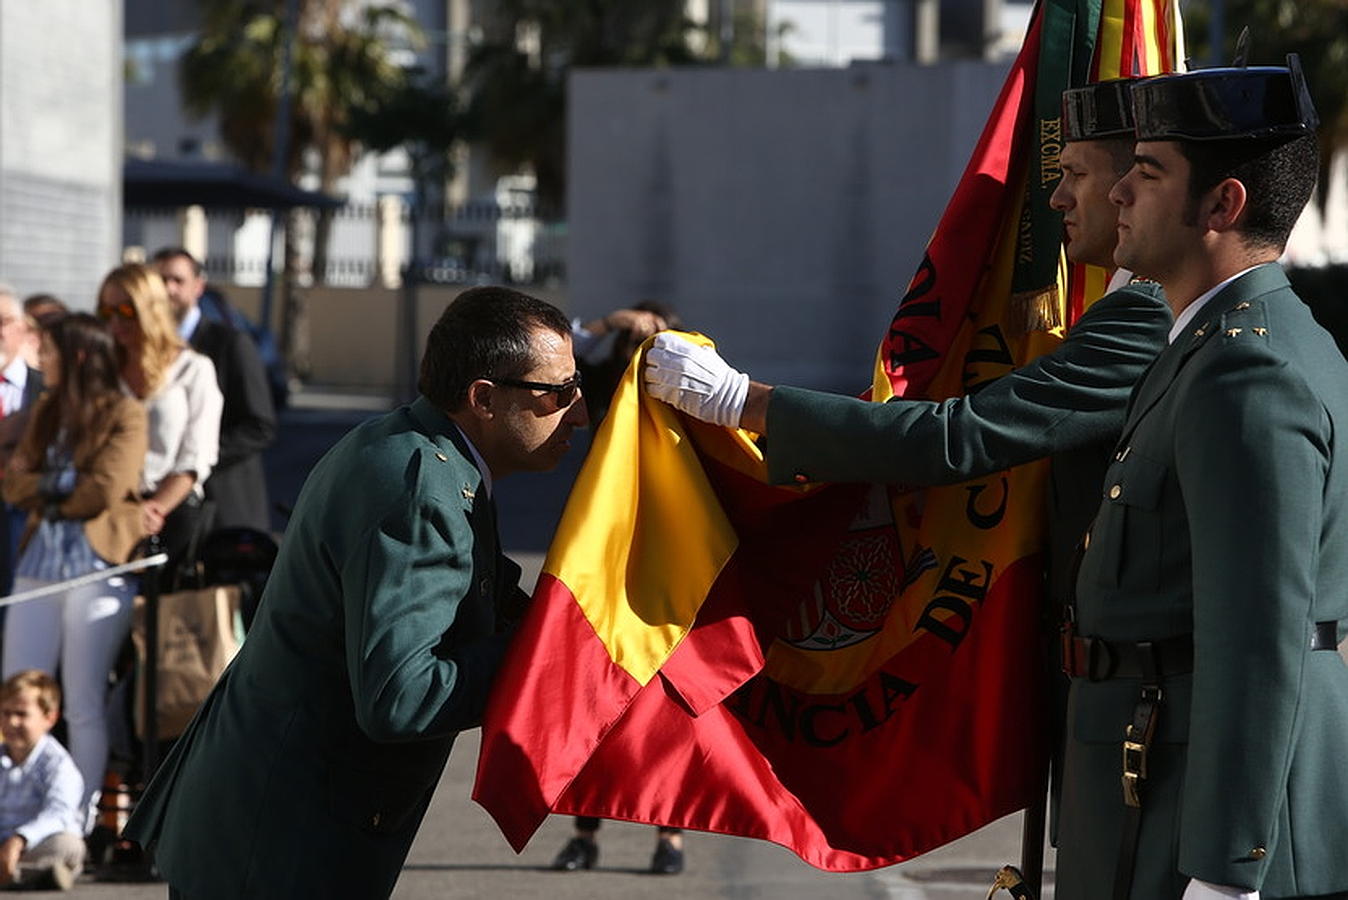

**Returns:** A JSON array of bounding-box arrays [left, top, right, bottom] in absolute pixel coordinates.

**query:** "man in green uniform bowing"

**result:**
[[1057, 60, 1348, 900], [124, 287, 590, 899]]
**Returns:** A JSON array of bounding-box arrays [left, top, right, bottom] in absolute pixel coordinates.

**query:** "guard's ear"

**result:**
[[1203, 177, 1248, 233], [464, 379, 495, 420]]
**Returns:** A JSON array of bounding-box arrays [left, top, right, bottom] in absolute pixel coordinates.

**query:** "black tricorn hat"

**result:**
[[1132, 54, 1319, 142], [1062, 79, 1136, 142]]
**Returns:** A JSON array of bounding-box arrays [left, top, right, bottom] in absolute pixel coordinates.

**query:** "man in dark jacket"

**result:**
[[125, 286, 590, 899], [153, 248, 276, 533]]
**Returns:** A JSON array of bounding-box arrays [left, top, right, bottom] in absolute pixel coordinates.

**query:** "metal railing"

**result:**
[[123, 200, 567, 289]]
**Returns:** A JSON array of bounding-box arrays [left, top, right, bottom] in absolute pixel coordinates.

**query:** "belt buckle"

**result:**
[[1122, 734, 1147, 808]]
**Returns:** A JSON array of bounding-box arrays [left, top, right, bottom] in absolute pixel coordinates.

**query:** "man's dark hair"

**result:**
[[420, 286, 571, 411], [151, 246, 204, 276], [1099, 137, 1136, 179], [1178, 133, 1319, 250]]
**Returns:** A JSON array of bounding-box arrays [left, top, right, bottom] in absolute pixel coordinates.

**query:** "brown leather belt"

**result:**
[[1063, 621, 1340, 681]]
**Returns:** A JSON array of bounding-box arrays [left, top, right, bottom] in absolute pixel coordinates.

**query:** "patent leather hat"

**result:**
[[1062, 79, 1137, 142], [1131, 54, 1318, 142]]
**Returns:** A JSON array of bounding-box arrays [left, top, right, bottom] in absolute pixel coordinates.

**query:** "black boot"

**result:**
[[550, 836, 598, 871]]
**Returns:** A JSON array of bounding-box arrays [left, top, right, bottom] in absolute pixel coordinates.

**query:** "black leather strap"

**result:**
[[1061, 632, 1192, 681], [1311, 620, 1340, 651], [1113, 646, 1161, 900], [1064, 621, 1341, 682]]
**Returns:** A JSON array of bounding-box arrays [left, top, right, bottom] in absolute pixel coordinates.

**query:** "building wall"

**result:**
[[0, 1, 121, 305], [567, 62, 1008, 392]]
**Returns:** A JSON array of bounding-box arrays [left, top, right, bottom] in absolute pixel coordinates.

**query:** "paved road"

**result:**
[[75, 722, 1055, 898], [63, 393, 1058, 897]]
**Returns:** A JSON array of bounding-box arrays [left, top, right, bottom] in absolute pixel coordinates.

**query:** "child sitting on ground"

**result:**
[[0, 670, 85, 891]]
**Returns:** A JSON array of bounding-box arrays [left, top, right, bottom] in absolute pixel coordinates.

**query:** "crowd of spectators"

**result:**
[[0, 253, 276, 889]]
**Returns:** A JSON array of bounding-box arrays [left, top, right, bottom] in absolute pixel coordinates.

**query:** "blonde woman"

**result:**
[[97, 264, 222, 571]]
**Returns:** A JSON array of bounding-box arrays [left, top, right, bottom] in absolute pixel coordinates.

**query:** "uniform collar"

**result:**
[[408, 396, 492, 498], [1168, 264, 1265, 343]]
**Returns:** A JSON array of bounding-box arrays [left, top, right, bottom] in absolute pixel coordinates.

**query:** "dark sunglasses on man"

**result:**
[[97, 301, 137, 322], [489, 371, 583, 410]]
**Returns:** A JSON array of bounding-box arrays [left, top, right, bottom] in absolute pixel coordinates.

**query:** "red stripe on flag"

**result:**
[[472, 573, 644, 852], [877, 13, 1043, 399], [551, 554, 1049, 871]]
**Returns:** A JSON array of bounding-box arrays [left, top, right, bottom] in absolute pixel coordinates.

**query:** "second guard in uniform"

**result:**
[[1058, 58, 1348, 900]]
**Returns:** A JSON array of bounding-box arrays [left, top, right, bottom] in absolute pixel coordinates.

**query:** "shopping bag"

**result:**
[[131, 584, 243, 740]]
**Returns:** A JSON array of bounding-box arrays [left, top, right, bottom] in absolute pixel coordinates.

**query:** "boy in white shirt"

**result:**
[[0, 670, 85, 891]]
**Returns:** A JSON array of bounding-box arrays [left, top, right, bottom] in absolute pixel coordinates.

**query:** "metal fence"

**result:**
[[123, 199, 567, 289]]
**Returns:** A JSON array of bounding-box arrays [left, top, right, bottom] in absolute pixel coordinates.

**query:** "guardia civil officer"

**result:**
[[1056, 58, 1348, 900]]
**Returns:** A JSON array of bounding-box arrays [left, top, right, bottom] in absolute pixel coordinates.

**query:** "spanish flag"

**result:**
[[474, 0, 1182, 871]]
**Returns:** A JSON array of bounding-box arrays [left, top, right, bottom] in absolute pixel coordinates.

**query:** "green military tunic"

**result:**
[[766, 281, 1171, 607], [124, 396, 525, 899], [1063, 264, 1348, 898]]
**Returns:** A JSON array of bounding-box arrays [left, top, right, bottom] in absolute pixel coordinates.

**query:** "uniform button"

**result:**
[[435, 452, 448, 462], [793, 473, 808, 484], [1249, 846, 1266, 860], [372, 813, 382, 828], [1109, 484, 1122, 500]]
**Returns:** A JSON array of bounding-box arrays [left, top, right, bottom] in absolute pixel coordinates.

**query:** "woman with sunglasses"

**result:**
[[2, 313, 149, 822], [97, 263, 221, 573]]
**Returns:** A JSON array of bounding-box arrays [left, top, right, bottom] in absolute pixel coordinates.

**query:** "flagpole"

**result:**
[[1019, 787, 1046, 897]]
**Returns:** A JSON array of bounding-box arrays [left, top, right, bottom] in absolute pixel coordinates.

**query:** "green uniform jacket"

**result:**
[[124, 396, 524, 899], [765, 281, 1171, 605], [1062, 265, 1348, 898]]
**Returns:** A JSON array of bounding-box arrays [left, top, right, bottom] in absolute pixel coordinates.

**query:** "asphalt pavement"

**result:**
[[58, 390, 1056, 898]]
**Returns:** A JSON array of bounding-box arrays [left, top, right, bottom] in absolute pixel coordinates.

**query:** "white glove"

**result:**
[[643, 333, 749, 428], [1183, 879, 1259, 900]]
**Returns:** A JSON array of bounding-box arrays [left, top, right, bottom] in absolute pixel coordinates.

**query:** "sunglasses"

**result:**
[[97, 301, 137, 322], [490, 372, 583, 409]]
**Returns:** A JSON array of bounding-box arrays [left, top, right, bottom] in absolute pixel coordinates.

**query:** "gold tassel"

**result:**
[[1007, 284, 1063, 336]]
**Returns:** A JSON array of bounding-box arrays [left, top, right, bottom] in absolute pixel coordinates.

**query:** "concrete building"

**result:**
[[567, 61, 1010, 393], [0, 1, 122, 305]]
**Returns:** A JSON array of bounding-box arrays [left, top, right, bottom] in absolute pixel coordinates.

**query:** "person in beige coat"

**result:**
[[2, 312, 148, 826]]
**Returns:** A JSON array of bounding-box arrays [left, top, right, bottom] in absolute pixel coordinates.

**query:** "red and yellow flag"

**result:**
[[474, 0, 1181, 871]]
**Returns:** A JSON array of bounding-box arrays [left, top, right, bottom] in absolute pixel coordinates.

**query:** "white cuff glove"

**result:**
[[643, 333, 749, 428], [1183, 879, 1259, 900]]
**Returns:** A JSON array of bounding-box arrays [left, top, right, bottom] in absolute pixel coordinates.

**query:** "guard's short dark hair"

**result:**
[[1099, 137, 1136, 179], [151, 246, 204, 277], [1178, 133, 1319, 250], [420, 286, 572, 412]]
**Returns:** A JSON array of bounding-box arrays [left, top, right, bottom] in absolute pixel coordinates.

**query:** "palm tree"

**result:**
[[462, 1, 705, 213], [179, 0, 419, 374]]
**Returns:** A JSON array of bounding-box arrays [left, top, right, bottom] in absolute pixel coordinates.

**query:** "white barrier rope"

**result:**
[[0, 553, 170, 609]]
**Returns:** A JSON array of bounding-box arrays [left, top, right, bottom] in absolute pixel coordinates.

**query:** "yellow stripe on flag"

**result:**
[[543, 333, 739, 686], [1097, 0, 1127, 79]]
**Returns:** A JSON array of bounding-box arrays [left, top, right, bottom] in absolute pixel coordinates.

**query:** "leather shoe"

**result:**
[[649, 838, 684, 875], [551, 836, 598, 871]]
